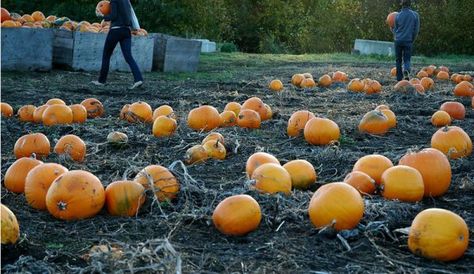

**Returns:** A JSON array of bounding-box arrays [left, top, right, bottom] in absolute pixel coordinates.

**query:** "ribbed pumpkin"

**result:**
[[152, 116, 177, 137], [13, 133, 50, 160], [269, 79, 284, 92], [133, 165, 179, 202], [420, 77, 434, 90], [202, 132, 225, 146], [96, 1, 111, 15], [4, 157, 43, 193], [152, 105, 176, 121], [394, 80, 415, 93], [304, 117, 340, 145], [291, 74, 305, 87], [224, 102, 241, 116], [300, 78, 317, 89], [318, 74, 332, 87], [42, 104, 73, 126], [380, 165, 424, 202], [32, 105, 47, 123], [364, 79, 382, 94], [24, 163, 69, 210], [332, 71, 348, 82], [347, 78, 365, 92], [69, 104, 87, 123], [54, 134, 86, 162], [187, 105, 221, 131], [431, 126, 472, 159], [440, 101, 465, 120], [212, 194, 261, 236], [246, 152, 280, 178], [308, 182, 364, 231], [18, 105, 36, 122], [203, 140, 226, 160], [237, 109, 261, 129], [251, 163, 292, 195], [81, 98, 104, 118], [352, 154, 393, 185], [453, 81, 474, 97], [105, 180, 145, 217], [408, 208, 469, 262], [436, 71, 449, 80], [358, 110, 390, 135], [220, 110, 237, 127], [46, 170, 105, 220], [126, 101, 153, 123], [184, 145, 209, 165], [241, 97, 266, 119], [416, 70, 428, 79], [399, 148, 451, 197], [283, 160, 317, 190], [386, 12, 398, 28], [46, 98, 66, 105], [287, 110, 315, 137], [431, 110, 451, 127], [1, 204, 20, 245], [344, 171, 376, 195], [1, 102, 13, 117]]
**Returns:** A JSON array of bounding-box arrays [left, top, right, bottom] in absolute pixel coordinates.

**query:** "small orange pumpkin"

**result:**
[[184, 145, 209, 165], [390, 67, 397, 77], [241, 97, 266, 119], [308, 182, 364, 231], [1, 204, 20, 245], [31, 11, 45, 21], [32, 105, 48, 123], [212, 194, 261, 236], [224, 102, 241, 116], [133, 165, 179, 202], [18, 105, 36, 122], [14, 133, 50, 159], [69, 104, 88, 123], [105, 180, 145, 217], [420, 77, 434, 90], [246, 152, 280, 178], [463, 74, 473, 82], [126, 101, 153, 123], [203, 140, 226, 160], [237, 109, 261, 129], [4, 157, 43, 193], [287, 110, 316, 137], [431, 110, 451, 127], [81, 98, 104, 118], [437, 66, 449, 73], [386, 12, 398, 28], [291, 74, 305, 87], [409, 78, 421, 85], [422, 65, 436, 76], [352, 154, 393, 185], [453, 81, 474, 97], [152, 105, 176, 121], [440, 101, 465, 120], [318, 74, 332, 87], [300, 78, 317, 89], [46, 98, 66, 105], [1, 102, 14, 117], [42, 104, 74, 126], [416, 70, 428, 79], [261, 104, 273, 121], [364, 79, 382, 94], [436, 71, 449, 80], [344, 171, 376, 195], [152, 116, 177, 137], [379, 109, 396, 128], [120, 104, 130, 120], [380, 165, 424, 202], [431, 126, 472, 159], [251, 163, 292, 195], [96, 0, 111, 15], [304, 117, 340, 145], [394, 80, 415, 93], [220, 110, 237, 127], [269, 79, 284, 92], [283, 159, 317, 190], [54, 134, 87, 162], [187, 105, 221, 131], [332, 71, 348, 82], [358, 110, 390, 135], [347, 78, 365, 92], [202, 132, 225, 146]]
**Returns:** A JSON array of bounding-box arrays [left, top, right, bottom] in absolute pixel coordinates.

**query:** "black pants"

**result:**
[[98, 27, 143, 83], [395, 41, 413, 81]]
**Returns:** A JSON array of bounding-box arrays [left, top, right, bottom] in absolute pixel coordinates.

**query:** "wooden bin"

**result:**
[[53, 30, 154, 72], [151, 33, 202, 73], [1, 28, 54, 71]]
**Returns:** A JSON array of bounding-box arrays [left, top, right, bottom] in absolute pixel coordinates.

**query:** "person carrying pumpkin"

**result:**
[[92, 0, 143, 89], [392, 0, 420, 81]]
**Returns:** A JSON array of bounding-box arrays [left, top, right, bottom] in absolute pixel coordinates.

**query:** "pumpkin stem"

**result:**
[[57, 201, 67, 211]]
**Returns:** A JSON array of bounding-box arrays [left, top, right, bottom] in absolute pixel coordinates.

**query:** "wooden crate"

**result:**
[[151, 33, 202, 73], [53, 30, 154, 72], [1, 28, 54, 71]]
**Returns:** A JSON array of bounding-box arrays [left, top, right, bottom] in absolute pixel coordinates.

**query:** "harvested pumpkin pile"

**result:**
[[1, 57, 473, 273]]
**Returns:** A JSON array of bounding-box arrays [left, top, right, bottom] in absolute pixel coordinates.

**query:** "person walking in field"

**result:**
[[92, 0, 143, 89], [393, 0, 420, 81]]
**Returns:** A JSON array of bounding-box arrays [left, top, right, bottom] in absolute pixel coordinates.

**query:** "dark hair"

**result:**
[[401, 0, 411, 7]]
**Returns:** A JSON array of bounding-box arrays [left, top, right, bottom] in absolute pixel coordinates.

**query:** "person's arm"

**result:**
[[413, 12, 420, 42], [103, 0, 118, 22]]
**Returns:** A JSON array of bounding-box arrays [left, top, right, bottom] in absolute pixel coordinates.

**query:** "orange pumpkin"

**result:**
[[308, 182, 364, 231], [46, 15, 56, 22], [304, 117, 340, 145], [287, 110, 316, 137], [453, 81, 474, 97], [453, 74, 464, 84], [420, 77, 434, 90], [437, 66, 449, 74], [416, 70, 428, 79], [436, 71, 449, 80], [399, 148, 451, 197], [300, 78, 317, 89], [119, 104, 130, 120], [105, 180, 145, 216], [133, 165, 179, 202], [18, 105, 36, 122], [96, 1, 111, 15], [1, 20, 17, 28], [69, 104, 88, 123], [364, 79, 382, 94], [408, 208, 469, 262], [24, 163, 69, 210], [318, 74, 332, 87], [237, 109, 261, 129], [269, 79, 284, 91], [379, 109, 396, 128], [386, 12, 398, 28], [212, 194, 261, 236], [283, 159, 317, 189], [409, 78, 421, 85], [390, 67, 397, 77], [14, 133, 50, 159], [431, 126, 472, 159], [42, 104, 74, 126], [358, 110, 390, 135], [413, 84, 425, 93], [224, 102, 241, 116], [251, 163, 292, 195], [152, 105, 176, 121], [440, 101, 465, 120], [21, 14, 34, 23], [332, 71, 348, 82], [32, 105, 47, 123], [347, 78, 365, 92], [394, 80, 415, 93], [431, 110, 451, 127], [152, 116, 177, 137], [422, 65, 436, 76], [241, 97, 266, 119], [54, 134, 87, 162], [4, 157, 43, 193], [1, 204, 20, 245], [450, 73, 461, 83], [126, 101, 153, 123], [344, 171, 376, 195], [463, 74, 473, 82], [45, 98, 64, 105], [220, 110, 237, 127], [187, 105, 221, 131], [31, 11, 45, 21], [291, 74, 305, 87], [203, 140, 226, 160], [380, 165, 424, 202], [246, 152, 280, 178], [352, 154, 393, 185], [261, 104, 273, 121], [46, 170, 105, 220], [184, 145, 209, 165], [1, 102, 14, 117], [81, 98, 104, 118], [202, 132, 225, 146], [1, 8, 11, 23]]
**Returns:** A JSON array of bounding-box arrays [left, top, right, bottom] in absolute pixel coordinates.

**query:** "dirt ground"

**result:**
[[1, 55, 473, 273]]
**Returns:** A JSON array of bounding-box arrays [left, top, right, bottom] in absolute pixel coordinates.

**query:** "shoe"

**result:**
[[91, 80, 105, 86], [129, 81, 143, 90], [403, 70, 410, 80]]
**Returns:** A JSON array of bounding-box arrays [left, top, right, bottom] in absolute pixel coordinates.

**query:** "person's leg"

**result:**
[[98, 29, 120, 83], [119, 29, 143, 83], [395, 41, 403, 81], [403, 42, 413, 76]]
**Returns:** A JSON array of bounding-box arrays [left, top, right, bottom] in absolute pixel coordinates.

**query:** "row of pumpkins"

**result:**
[[0, 6, 148, 36]]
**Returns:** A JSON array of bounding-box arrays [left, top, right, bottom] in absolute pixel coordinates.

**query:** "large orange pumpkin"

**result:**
[[431, 126, 472, 159], [220, 110, 237, 127], [347, 78, 365, 92], [300, 78, 317, 89], [24, 163, 69, 210], [380, 165, 424, 202], [304, 117, 340, 145], [203, 139, 226, 160], [439, 101, 465, 120], [344, 171, 376, 195], [364, 79, 382, 94], [420, 77, 434, 90], [126, 101, 153, 123], [1, 8, 11, 23], [308, 182, 364, 231], [431, 110, 451, 127], [399, 148, 451, 197], [187, 105, 221, 131], [358, 110, 390, 135], [318, 74, 332, 87], [1, 102, 13, 117], [152, 116, 177, 137], [4, 157, 43, 193], [251, 163, 292, 195], [54, 134, 87, 162], [224, 102, 241, 116], [81, 98, 104, 118], [152, 105, 176, 121], [42, 104, 74, 126], [105, 180, 145, 217], [408, 208, 469, 262], [287, 110, 316, 137], [1, 204, 20, 244], [18, 105, 36, 122], [386, 12, 398, 28], [237, 109, 261, 129], [352, 154, 393, 185], [291, 74, 305, 87], [453, 81, 474, 97], [212, 194, 261, 236], [283, 159, 317, 190], [46, 170, 105, 220], [269, 79, 284, 92], [436, 71, 449, 80], [241, 97, 266, 119], [184, 145, 209, 165], [133, 165, 179, 202], [96, 1, 111, 15], [69, 104, 88, 123], [332, 71, 348, 82], [246, 152, 280, 178], [14, 133, 50, 159]]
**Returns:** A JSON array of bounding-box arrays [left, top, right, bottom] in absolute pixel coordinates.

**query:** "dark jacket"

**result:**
[[393, 7, 420, 42], [104, 0, 132, 28]]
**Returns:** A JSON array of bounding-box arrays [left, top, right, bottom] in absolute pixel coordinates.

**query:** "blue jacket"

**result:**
[[393, 8, 420, 42]]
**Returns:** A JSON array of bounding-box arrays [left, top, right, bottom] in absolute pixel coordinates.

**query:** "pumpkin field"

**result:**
[[1, 53, 474, 273]]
